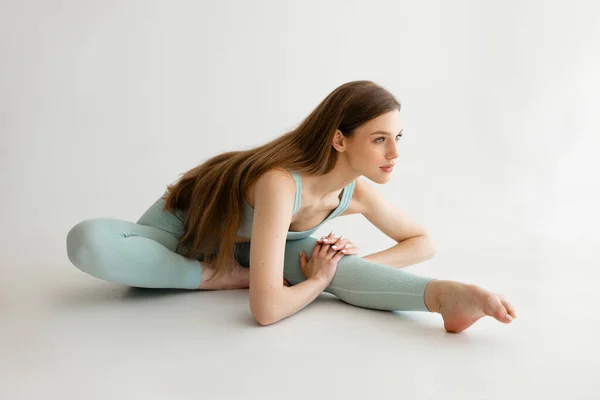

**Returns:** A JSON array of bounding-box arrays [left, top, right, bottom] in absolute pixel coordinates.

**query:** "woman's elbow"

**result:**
[[423, 235, 436, 260], [249, 295, 277, 326], [251, 307, 277, 326]]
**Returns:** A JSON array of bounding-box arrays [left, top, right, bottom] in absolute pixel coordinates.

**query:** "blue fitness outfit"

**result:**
[[66, 168, 433, 312]]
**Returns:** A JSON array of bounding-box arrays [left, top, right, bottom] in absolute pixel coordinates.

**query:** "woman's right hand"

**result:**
[[299, 237, 346, 285]]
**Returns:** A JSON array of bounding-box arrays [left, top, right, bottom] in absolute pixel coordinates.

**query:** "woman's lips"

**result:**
[[380, 166, 393, 173]]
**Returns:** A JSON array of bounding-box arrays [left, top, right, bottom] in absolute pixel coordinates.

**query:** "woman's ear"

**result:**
[[332, 129, 347, 152]]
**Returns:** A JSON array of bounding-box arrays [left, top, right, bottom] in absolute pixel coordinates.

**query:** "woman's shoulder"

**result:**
[[258, 167, 296, 187], [244, 167, 296, 209], [339, 176, 366, 217], [268, 166, 294, 178]]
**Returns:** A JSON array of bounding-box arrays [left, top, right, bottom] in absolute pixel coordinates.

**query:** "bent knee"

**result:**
[[66, 218, 116, 273]]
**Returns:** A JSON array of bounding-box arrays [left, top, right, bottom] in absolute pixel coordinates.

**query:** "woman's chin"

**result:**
[[365, 170, 393, 184]]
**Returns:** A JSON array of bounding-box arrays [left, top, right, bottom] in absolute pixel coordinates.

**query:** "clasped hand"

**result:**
[[315, 231, 359, 255], [292, 231, 360, 286]]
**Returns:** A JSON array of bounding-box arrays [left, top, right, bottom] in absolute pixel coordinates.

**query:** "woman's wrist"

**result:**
[[309, 275, 331, 288]]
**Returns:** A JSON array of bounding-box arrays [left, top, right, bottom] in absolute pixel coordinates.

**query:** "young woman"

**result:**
[[66, 80, 517, 332]]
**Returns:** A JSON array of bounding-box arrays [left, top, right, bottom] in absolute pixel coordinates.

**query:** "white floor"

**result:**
[[2, 236, 598, 400]]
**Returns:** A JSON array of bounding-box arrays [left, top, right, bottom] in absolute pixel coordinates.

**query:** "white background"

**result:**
[[1, 1, 599, 399]]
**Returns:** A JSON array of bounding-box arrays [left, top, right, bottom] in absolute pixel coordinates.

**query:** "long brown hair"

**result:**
[[164, 80, 401, 282]]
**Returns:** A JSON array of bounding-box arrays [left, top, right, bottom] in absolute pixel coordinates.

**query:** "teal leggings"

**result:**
[[66, 193, 434, 312]]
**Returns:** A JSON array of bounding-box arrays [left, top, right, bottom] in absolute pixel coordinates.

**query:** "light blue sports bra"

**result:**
[[236, 168, 356, 241]]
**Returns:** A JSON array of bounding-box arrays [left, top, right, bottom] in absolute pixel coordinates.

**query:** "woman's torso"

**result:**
[[234, 167, 360, 243]]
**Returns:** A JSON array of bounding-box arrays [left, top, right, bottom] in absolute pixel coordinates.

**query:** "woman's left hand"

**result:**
[[316, 231, 359, 256]]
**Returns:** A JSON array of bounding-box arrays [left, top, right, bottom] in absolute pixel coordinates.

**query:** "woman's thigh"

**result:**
[[136, 192, 186, 240]]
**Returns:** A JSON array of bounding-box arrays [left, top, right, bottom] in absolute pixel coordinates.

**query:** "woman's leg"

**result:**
[[233, 237, 433, 312], [235, 238, 517, 332], [66, 194, 203, 289]]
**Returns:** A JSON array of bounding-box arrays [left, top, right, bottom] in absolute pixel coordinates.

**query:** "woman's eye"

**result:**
[[375, 135, 402, 143]]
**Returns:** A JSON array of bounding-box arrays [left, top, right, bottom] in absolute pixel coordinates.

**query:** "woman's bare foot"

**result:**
[[425, 280, 518, 333], [198, 260, 250, 290]]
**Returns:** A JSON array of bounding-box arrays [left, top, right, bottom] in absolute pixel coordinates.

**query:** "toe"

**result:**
[[500, 296, 517, 319], [494, 298, 514, 323], [485, 294, 512, 322]]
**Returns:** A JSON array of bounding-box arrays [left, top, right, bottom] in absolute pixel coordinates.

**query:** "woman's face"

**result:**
[[343, 110, 402, 183]]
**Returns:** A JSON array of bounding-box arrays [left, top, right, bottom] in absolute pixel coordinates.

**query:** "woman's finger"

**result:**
[[310, 242, 322, 261], [327, 245, 346, 259], [330, 237, 349, 251], [341, 244, 359, 255], [319, 234, 341, 245], [333, 248, 347, 262], [317, 231, 337, 244], [318, 241, 332, 258]]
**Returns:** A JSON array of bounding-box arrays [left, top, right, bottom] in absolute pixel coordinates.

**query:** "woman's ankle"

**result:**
[[424, 279, 446, 313]]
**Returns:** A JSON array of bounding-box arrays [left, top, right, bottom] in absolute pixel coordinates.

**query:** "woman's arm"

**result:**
[[248, 169, 327, 325], [255, 277, 329, 325], [355, 177, 436, 267], [362, 235, 436, 268]]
